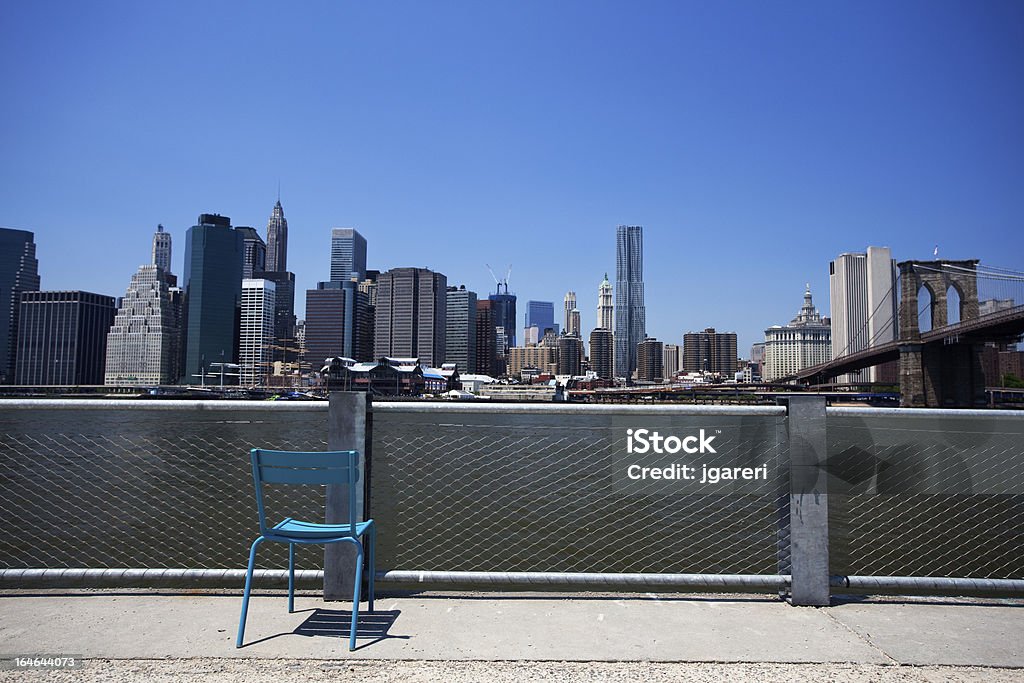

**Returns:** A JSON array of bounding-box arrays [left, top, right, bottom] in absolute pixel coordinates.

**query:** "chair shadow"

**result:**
[[244, 609, 407, 651]]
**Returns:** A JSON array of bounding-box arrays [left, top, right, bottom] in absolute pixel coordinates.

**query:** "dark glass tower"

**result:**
[[181, 214, 243, 384], [614, 225, 646, 379], [525, 300, 557, 339], [0, 228, 40, 383], [16, 291, 116, 385], [330, 228, 367, 283]]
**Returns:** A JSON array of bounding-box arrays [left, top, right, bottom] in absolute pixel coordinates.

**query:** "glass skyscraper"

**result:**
[[614, 225, 646, 379], [330, 228, 367, 283], [525, 300, 557, 342], [0, 228, 40, 383]]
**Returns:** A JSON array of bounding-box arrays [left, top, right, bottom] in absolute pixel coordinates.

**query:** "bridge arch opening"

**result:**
[[918, 284, 933, 332], [947, 284, 962, 325]]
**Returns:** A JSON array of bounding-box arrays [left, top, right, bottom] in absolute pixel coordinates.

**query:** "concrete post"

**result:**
[[784, 396, 830, 606], [324, 392, 370, 601]]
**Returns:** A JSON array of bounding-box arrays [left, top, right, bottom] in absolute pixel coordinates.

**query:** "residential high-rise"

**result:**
[[265, 199, 288, 273], [637, 338, 664, 382], [830, 246, 897, 383], [16, 291, 115, 385], [330, 228, 367, 283], [0, 228, 40, 383], [763, 286, 832, 382], [104, 264, 181, 386], [374, 267, 447, 366], [563, 292, 577, 334], [236, 227, 267, 279], [597, 273, 613, 331], [682, 328, 738, 377], [508, 344, 558, 378], [557, 334, 582, 376], [445, 285, 477, 373], [588, 328, 613, 379], [181, 214, 243, 384], [240, 279, 276, 386], [475, 300, 497, 376], [663, 343, 680, 378], [151, 224, 172, 274], [614, 225, 646, 378]]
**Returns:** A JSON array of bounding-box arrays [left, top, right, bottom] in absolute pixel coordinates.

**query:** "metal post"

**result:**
[[784, 395, 830, 606], [324, 391, 369, 601]]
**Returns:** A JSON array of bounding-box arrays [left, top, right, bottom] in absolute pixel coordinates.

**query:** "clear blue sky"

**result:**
[[2, 0, 1022, 354]]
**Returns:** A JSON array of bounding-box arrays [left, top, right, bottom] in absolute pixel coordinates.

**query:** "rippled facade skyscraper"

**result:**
[[613, 225, 645, 379]]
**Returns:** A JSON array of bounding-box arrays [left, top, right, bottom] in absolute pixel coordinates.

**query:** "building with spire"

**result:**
[[614, 225, 646, 379], [597, 274, 613, 331], [763, 286, 832, 382], [265, 199, 288, 273]]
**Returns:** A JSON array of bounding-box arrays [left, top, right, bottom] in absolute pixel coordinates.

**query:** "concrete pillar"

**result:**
[[784, 396, 830, 606], [899, 343, 925, 407], [324, 392, 370, 601]]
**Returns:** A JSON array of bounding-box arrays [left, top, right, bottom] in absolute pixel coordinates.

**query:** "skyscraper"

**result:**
[[588, 328, 613, 379], [105, 264, 181, 386], [151, 224, 172, 274], [236, 227, 267, 279], [0, 228, 40, 383], [330, 228, 367, 283], [374, 267, 447, 366], [262, 271, 296, 361], [304, 282, 346, 369], [16, 291, 115, 385], [239, 279, 276, 386], [637, 338, 664, 382], [181, 214, 243, 384], [663, 343, 680, 378], [488, 284, 517, 352], [763, 286, 832, 382], [614, 225, 646, 378], [682, 328, 738, 376], [829, 246, 897, 383], [445, 285, 478, 373], [597, 273, 613, 331], [475, 299, 497, 376], [563, 291, 577, 334], [265, 199, 288, 273], [556, 334, 582, 376], [525, 300, 557, 343]]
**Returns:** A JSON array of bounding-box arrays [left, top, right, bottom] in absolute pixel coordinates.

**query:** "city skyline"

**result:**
[[2, 2, 1022, 354]]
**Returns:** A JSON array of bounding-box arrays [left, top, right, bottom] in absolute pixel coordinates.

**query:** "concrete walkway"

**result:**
[[0, 590, 1021, 681]]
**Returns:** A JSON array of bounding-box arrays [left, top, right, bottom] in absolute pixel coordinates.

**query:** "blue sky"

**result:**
[[2, 1, 1022, 353]]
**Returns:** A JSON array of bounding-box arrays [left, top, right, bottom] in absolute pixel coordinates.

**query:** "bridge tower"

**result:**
[[897, 259, 986, 407]]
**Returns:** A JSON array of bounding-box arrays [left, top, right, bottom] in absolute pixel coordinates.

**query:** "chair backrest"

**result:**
[[249, 449, 361, 537]]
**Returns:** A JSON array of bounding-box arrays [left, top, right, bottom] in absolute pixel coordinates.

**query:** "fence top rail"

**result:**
[[827, 406, 1024, 419], [0, 399, 329, 411]]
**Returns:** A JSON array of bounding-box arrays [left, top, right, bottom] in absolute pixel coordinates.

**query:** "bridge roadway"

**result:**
[[785, 303, 1024, 384]]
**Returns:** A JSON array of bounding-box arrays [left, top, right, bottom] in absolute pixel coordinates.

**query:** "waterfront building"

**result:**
[[181, 214, 243, 384], [445, 285, 477, 373], [104, 264, 180, 386], [151, 224, 172, 275], [16, 291, 115, 385], [239, 279, 276, 385], [236, 227, 266, 279], [763, 286, 832, 382], [374, 267, 447, 367], [663, 343, 680, 378], [597, 273, 613, 331], [588, 327, 613, 379], [614, 225, 646, 378], [637, 337, 664, 382], [265, 199, 288, 273], [0, 228, 40, 383], [830, 246, 897, 383], [330, 228, 367, 283], [682, 328, 738, 377]]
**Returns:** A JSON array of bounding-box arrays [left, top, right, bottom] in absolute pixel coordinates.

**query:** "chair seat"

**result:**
[[269, 517, 373, 540]]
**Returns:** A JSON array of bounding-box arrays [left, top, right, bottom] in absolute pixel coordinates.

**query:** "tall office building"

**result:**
[[763, 286, 832, 382], [239, 279, 276, 386], [556, 334, 582, 376], [830, 246, 897, 383], [563, 292, 577, 334], [475, 299, 498, 376], [105, 264, 181, 386], [0, 228, 40, 383], [305, 282, 346, 369], [682, 328, 738, 376], [525, 300, 557, 344], [663, 343, 680, 378], [374, 267, 447, 366], [262, 271, 296, 361], [151, 224, 172, 274], [489, 284, 517, 350], [597, 273, 614, 331], [614, 225, 646, 378], [330, 228, 367, 283], [588, 328, 613, 379], [637, 338, 664, 382], [445, 285, 477, 373], [16, 291, 115, 385], [236, 227, 267, 279], [265, 199, 288, 273], [181, 214, 243, 384]]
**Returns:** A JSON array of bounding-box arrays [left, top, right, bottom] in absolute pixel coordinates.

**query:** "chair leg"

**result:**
[[349, 543, 364, 651], [288, 543, 295, 613], [236, 536, 264, 648], [367, 525, 375, 613]]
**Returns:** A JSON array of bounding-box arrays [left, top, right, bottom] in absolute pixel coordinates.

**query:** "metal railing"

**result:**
[[0, 397, 1022, 600]]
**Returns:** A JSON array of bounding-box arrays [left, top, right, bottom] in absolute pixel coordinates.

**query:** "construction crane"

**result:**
[[485, 263, 513, 294]]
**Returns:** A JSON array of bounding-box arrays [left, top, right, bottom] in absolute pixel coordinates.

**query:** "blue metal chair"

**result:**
[[236, 449, 375, 650]]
